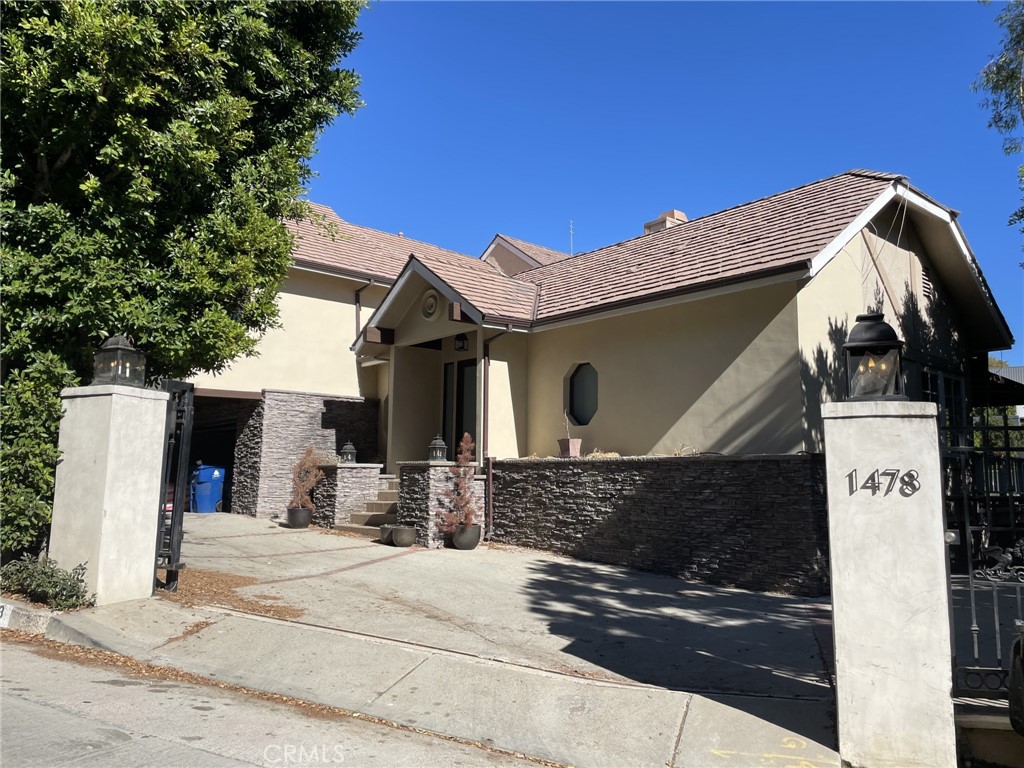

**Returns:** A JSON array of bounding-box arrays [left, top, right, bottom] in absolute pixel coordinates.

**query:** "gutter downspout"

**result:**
[[482, 329, 509, 540]]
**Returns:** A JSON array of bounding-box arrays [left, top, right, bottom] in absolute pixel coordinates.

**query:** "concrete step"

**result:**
[[333, 523, 385, 540], [365, 500, 397, 515], [386, 479, 400, 492], [349, 511, 398, 527], [376, 490, 399, 502]]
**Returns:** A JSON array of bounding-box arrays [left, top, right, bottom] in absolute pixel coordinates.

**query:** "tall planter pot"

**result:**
[[557, 438, 582, 458], [287, 507, 312, 529], [451, 524, 482, 550]]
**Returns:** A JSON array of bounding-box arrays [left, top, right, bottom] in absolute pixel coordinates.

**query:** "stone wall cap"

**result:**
[[822, 401, 938, 419], [493, 453, 822, 465], [61, 385, 171, 402], [332, 463, 384, 470]]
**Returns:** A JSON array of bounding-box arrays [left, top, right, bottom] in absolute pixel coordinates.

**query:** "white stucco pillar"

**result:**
[[822, 400, 956, 768], [49, 385, 170, 605]]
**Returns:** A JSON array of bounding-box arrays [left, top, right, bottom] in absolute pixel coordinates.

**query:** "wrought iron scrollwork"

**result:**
[[974, 538, 1024, 583]]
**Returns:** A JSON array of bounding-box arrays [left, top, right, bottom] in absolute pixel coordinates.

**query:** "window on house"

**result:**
[[568, 363, 598, 425]]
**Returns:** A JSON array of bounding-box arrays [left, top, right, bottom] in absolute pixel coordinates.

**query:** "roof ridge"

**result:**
[[552, 169, 903, 266]]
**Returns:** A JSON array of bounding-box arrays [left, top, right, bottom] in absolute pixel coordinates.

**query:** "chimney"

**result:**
[[643, 209, 688, 235]]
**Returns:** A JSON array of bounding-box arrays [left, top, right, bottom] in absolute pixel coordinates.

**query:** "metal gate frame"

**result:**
[[943, 416, 1024, 699], [155, 380, 194, 592]]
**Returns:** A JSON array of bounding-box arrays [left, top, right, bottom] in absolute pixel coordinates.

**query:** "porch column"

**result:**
[[822, 400, 956, 768]]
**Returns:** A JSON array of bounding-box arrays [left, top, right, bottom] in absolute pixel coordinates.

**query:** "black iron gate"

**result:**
[[155, 380, 194, 592], [943, 417, 1024, 699]]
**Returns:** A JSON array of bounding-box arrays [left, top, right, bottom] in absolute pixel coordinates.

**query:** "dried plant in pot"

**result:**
[[287, 447, 325, 529], [437, 432, 482, 550], [557, 410, 582, 458]]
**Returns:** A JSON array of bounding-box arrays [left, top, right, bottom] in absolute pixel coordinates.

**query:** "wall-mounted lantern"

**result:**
[[843, 312, 906, 401], [340, 441, 357, 464], [92, 334, 147, 388], [428, 435, 447, 462], [453, 333, 470, 353]]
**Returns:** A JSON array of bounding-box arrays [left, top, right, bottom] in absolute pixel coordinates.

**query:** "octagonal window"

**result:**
[[568, 363, 598, 425]]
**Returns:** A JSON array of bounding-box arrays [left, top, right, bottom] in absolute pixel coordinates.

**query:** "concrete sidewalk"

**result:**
[[42, 513, 840, 768]]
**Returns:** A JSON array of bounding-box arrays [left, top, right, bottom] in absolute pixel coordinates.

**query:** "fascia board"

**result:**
[[809, 185, 898, 276]]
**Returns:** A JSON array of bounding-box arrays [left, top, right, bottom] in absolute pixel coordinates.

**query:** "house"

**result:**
[[190, 170, 1015, 516]]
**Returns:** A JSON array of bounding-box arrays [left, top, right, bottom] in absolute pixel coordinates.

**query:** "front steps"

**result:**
[[334, 477, 398, 539]]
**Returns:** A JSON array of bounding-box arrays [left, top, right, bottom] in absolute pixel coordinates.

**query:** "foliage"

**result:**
[[0, 353, 79, 556], [0, 555, 95, 610], [289, 447, 325, 510], [0, 0, 364, 554], [975, 0, 1024, 265], [438, 433, 479, 533], [972, 357, 1024, 450]]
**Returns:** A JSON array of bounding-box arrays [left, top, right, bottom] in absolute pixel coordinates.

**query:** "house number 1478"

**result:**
[[846, 469, 920, 497]]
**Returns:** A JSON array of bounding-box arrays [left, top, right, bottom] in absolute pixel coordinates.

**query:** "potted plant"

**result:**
[[437, 432, 482, 550], [287, 446, 325, 529], [557, 410, 582, 458]]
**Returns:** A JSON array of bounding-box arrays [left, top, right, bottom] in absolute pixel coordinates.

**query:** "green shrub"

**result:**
[[0, 555, 95, 610]]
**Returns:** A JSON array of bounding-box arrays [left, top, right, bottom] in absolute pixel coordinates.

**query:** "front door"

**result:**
[[442, 359, 477, 460]]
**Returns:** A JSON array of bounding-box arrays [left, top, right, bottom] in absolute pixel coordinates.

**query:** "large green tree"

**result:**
[[0, 0, 365, 555], [976, 0, 1024, 266]]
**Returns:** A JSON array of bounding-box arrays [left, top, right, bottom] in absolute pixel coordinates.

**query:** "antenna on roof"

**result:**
[[569, 219, 574, 257]]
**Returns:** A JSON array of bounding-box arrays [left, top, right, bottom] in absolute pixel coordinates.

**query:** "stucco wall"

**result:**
[[190, 269, 388, 398], [486, 332, 529, 458], [389, 346, 443, 468], [797, 213, 969, 451], [490, 455, 830, 596], [484, 242, 534, 276], [525, 281, 805, 457]]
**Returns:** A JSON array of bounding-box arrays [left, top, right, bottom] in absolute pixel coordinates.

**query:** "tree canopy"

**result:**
[[976, 0, 1024, 265], [0, 0, 365, 555]]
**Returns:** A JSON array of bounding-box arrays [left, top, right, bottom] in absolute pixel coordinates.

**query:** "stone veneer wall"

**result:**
[[398, 462, 485, 548], [230, 400, 264, 516], [252, 390, 379, 518], [313, 464, 385, 528], [490, 455, 830, 597]]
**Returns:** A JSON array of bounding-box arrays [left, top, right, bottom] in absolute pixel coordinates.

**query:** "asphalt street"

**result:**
[[0, 642, 538, 768]]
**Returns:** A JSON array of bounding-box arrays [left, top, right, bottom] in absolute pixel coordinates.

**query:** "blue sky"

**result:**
[[309, 1, 1024, 365]]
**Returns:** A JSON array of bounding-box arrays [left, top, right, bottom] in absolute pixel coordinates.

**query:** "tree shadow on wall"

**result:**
[[522, 558, 836, 747]]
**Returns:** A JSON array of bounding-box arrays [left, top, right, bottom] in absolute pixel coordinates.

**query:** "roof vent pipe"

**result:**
[[643, 209, 688, 235]]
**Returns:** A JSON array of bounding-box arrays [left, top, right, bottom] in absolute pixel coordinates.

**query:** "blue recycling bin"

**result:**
[[190, 464, 225, 513]]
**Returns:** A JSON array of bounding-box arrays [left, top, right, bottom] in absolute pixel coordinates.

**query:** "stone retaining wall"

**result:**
[[314, 464, 386, 528], [398, 462, 485, 548], [252, 390, 379, 518], [490, 455, 829, 597], [230, 400, 264, 516]]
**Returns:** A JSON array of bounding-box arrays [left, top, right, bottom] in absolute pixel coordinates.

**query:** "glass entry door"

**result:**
[[442, 359, 477, 461]]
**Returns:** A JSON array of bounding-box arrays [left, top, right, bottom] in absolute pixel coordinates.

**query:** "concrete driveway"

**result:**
[[177, 513, 835, 742]]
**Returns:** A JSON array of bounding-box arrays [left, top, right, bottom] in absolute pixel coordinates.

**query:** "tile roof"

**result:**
[[520, 170, 902, 322], [285, 203, 472, 283], [413, 250, 538, 324], [496, 234, 570, 268]]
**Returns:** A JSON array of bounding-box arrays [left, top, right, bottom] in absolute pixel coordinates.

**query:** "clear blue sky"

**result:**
[[309, 1, 1024, 365]]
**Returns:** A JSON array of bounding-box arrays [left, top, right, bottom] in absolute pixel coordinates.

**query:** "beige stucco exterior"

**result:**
[[797, 210, 969, 450], [189, 268, 389, 399], [483, 241, 536, 276], [486, 332, 529, 458], [525, 281, 805, 457]]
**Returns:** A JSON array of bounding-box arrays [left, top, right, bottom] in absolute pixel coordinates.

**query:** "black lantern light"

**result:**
[[843, 312, 906, 401], [453, 333, 470, 353], [92, 334, 147, 388], [428, 435, 447, 462], [340, 441, 357, 464]]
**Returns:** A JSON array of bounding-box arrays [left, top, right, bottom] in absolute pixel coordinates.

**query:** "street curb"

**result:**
[[1, 598, 55, 634]]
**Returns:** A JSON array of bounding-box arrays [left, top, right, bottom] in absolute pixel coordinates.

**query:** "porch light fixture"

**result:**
[[340, 441, 357, 464], [92, 334, 147, 388], [453, 333, 470, 353], [843, 312, 906, 401], [428, 435, 447, 462]]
